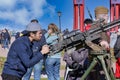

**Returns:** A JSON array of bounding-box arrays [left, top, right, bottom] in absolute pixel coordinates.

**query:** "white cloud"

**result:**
[[0, 8, 29, 25], [14, 8, 29, 25], [47, 4, 56, 17], [0, 0, 16, 9], [30, 0, 47, 18], [0, 11, 14, 20], [0, 0, 56, 30]]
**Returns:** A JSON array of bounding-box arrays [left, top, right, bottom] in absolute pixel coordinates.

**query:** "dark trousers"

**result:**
[[1, 73, 21, 80]]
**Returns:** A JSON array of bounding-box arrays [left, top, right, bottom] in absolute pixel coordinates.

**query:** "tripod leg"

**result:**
[[105, 58, 116, 80], [109, 66, 116, 80], [81, 58, 97, 80], [99, 55, 112, 80]]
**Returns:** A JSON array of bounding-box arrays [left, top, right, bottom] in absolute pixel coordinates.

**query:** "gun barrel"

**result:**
[[89, 19, 120, 34]]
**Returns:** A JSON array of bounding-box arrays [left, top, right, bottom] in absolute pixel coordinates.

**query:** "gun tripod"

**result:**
[[80, 51, 116, 80]]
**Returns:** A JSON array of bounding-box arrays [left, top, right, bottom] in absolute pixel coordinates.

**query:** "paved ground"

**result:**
[[0, 36, 66, 80]]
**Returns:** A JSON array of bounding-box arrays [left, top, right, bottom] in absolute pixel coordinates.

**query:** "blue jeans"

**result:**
[[45, 58, 60, 80], [3, 39, 9, 49], [23, 60, 43, 80]]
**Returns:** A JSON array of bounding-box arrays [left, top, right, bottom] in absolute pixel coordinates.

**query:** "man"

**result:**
[[23, 19, 46, 80], [94, 6, 109, 49], [84, 6, 109, 51], [90, 6, 110, 80], [1, 22, 49, 80]]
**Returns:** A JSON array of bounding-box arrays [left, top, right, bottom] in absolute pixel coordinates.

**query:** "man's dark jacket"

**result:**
[[2, 36, 43, 78]]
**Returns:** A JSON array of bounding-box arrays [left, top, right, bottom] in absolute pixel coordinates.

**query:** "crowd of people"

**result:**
[[1, 6, 120, 80]]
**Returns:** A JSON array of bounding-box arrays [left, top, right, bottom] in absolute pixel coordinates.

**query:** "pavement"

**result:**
[[0, 36, 66, 80]]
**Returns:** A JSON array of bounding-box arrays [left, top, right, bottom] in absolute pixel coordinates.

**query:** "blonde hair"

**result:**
[[48, 23, 59, 33]]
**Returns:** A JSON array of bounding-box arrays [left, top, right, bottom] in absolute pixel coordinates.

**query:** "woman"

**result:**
[[2, 29, 10, 49], [45, 23, 61, 80]]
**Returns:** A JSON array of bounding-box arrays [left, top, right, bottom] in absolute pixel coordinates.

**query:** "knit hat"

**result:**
[[95, 6, 108, 16], [26, 23, 42, 31]]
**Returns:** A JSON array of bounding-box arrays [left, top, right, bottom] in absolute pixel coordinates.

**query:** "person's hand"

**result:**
[[41, 45, 49, 54], [100, 40, 109, 49]]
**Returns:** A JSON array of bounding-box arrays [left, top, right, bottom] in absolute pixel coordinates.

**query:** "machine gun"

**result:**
[[49, 19, 120, 80], [49, 18, 120, 55]]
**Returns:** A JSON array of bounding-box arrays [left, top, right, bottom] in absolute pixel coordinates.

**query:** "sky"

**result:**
[[0, 0, 110, 32]]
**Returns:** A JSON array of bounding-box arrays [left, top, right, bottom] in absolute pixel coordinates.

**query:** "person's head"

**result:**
[[26, 22, 42, 41], [47, 23, 59, 35], [94, 6, 109, 24], [2, 28, 8, 33], [30, 19, 39, 23], [20, 19, 39, 37], [84, 18, 93, 31], [84, 18, 93, 26]]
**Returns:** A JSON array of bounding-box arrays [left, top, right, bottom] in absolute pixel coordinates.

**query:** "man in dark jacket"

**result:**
[[23, 19, 47, 80], [1, 22, 49, 80]]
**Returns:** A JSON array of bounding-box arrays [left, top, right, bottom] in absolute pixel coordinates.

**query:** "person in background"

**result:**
[[94, 6, 109, 50], [15, 32, 20, 39], [114, 29, 120, 79], [45, 23, 61, 80], [84, 6, 109, 49], [2, 28, 11, 49], [84, 18, 93, 31], [89, 6, 109, 80], [63, 28, 69, 35], [23, 19, 46, 80], [0, 30, 4, 48], [1, 22, 49, 80]]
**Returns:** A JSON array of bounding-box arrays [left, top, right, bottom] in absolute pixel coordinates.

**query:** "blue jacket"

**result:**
[[2, 36, 43, 78], [45, 33, 61, 58]]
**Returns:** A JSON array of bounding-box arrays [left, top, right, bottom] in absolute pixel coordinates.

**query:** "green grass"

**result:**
[[60, 65, 65, 70], [0, 57, 6, 73]]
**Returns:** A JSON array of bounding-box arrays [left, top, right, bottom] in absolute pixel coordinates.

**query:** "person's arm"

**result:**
[[14, 42, 49, 68]]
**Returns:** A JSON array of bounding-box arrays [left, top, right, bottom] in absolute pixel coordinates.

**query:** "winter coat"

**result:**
[[2, 36, 43, 78]]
